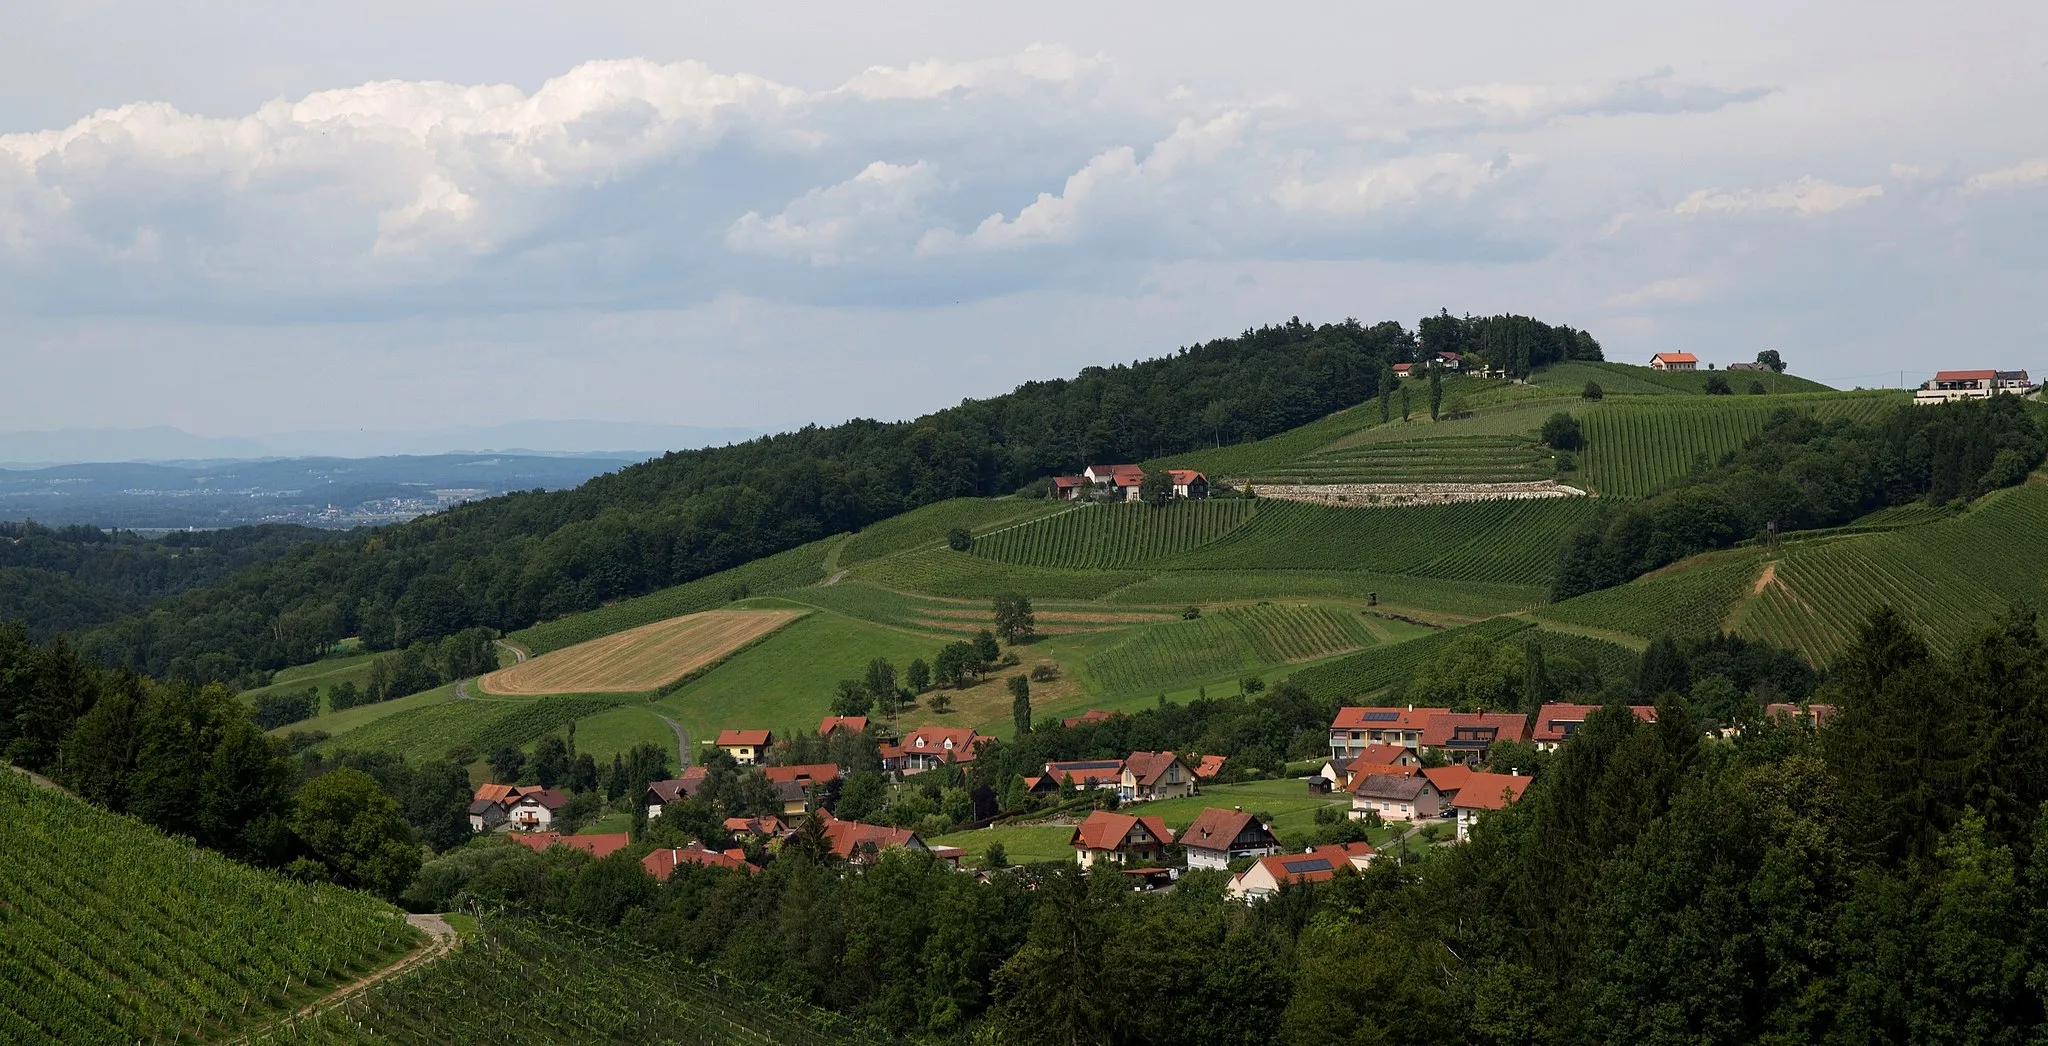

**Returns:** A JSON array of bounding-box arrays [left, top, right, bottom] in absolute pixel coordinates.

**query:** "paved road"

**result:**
[[657, 714, 692, 770]]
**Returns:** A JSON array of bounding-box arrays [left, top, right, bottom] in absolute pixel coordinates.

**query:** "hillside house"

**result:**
[[1649, 352, 1699, 371], [1434, 351, 1464, 371], [818, 716, 869, 736], [821, 816, 931, 866], [1061, 709, 1117, 728], [508, 788, 570, 831], [1193, 754, 1228, 780], [1726, 361, 1767, 372], [1329, 706, 1448, 758], [1044, 758, 1125, 791], [1351, 773, 1446, 822], [1452, 772, 1532, 841], [467, 798, 509, 832], [885, 725, 989, 774], [724, 815, 787, 839], [763, 763, 841, 816], [1083, 464, 1148, 501], [507, 831, 631, 859], [1392, 363, 1414, 379], [1167, 469, 1210, 499], [1226, 842, 1376, 902], [1532, 703, 1659, 752], [1419, 711, 1532, 765], [1120, 751, 1197, 802], [644, 767, 709, 820], [1180, 808, 1281, 870], [1071, 811, 1174, 868], [1050, 475, 1089, 500], [1915, 369, 2037, 404], [717, 729, 773, 765], [1318, 744, 1419, 789], [1764, 702, 1838, 729], [1422, 764, 1473, 805], [643, 844, 759, 881]]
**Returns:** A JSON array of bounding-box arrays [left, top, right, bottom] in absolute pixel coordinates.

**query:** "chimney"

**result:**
[[1511, 768, 1520, 777], [1234, 805, 1241, 812], [1407, 703, 1413, 712]]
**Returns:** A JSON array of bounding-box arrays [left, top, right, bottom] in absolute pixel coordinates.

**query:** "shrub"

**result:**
[[1541, 412, 1585, 451], [1748, 380, 1768, 395], [1029, 663, 1060, 682], [1582, 381, 1604, 400], [946, 527, 973, 552], [1704, 374, 1732, 395]]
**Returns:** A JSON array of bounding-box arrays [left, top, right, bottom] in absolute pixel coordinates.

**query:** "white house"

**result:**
[[1179, 808, 1280, 870], [1914, 369, 2036, 405], [1225, 842, 1376, 902], [1451, 772, 1532, 841], [508, 788, 570, 831], [1350, 773, 1445, 822]]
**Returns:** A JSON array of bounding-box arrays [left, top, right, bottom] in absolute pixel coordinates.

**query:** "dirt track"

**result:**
[[223, 914, 456, 1044], [476, 609, 803, 695]]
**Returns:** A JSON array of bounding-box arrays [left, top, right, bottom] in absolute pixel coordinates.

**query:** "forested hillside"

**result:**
[[76, 313, 1602, 682], [0, 521, 344, 643]]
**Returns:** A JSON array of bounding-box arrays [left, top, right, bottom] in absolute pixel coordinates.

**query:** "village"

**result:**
[[458, 696, 1838, 903]]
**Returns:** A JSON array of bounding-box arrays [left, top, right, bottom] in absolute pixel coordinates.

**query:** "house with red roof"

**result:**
[[1419, 711, 1531, 765], [1226, 842, 1376, 902], [724, 815, 787, 839], [1166, 469, 1209, 500], [1452, 772, 1532, 841], [1179, 808, 1281, 870], [644, 767, 708, 820], [1050, 475, 1090, 501], [1070, 811, 1174, 869], [1915, 369, 2036, 404], [1422, 764, 1474, 803], [1060, 708, 1117, 728], [762, 763, 842, 816], [1120, 751, 1197, 802], [818, 716, 869, 736], [1351, 773, 1447, 822], [507, 788, 571, 831], [507, 831, 631, 859], [1192, 754, 1228, 780], [1044, 758, 1125, 791], [820, 816, 930, 865], [1318, 744, 1420, 789], [1648, 352, 1698, 372], [716, 729, 773, 765], [1532, 703, 1659, 752], [1764, 702, 1837, 730], [1329, 706, 1448, 759], [885, 725, 989, 774], [643, 843, 759, 881], [468, 783, 552, 832], [1392, 362, 1413, 379]]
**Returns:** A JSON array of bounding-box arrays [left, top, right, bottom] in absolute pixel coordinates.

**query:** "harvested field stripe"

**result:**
[[479, 609, 805, 696]]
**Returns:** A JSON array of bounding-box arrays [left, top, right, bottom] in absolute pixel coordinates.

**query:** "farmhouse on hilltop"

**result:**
[[1180, 808, 1281, 870], [717, 729, 773, 765], [1648, 352, 1698, 371], [1915, 369, 2037, 404]]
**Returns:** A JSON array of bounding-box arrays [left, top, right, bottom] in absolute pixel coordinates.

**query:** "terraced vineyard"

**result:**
[[1082, 603, 1378, 695], [250, 913, 885, 1045], [1099, 570, 1545, 619], [1172, 498, 1597, 588], [1576, 391, 1904, 498], [779, 581, 1180, 636], [2, 770, 419, 1045], [1537, 556, 1765, 642], [1251, 433, 1552, 484], [972, 499, 1258, 568], [856, 546, 1145, 600], [1735, 483, 2048, 662]]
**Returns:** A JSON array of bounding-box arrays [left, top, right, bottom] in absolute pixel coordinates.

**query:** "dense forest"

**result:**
[[1551, 396, 2048, 600], [70, 314, 1601, 683], [404, 607, 2048, 1044], [0, 521, 345, 644]]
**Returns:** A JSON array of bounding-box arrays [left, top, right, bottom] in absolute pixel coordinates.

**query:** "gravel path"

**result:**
[[658, 714, 692, 770]]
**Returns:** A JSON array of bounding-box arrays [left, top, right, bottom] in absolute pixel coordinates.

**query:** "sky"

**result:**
[[2, 1, 2044, 444]]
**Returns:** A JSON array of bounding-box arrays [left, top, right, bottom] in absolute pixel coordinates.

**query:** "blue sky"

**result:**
[[1, 1, 2043, 441]]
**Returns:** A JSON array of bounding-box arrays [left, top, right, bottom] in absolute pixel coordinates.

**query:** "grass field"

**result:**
[[1138, 779, 1369, 844], [563, 703, 682, 766], [480, 609, 805, 696], [1537, 554, 1766, 642], [242, 650, 381, 707], [309, 693, 635, 765], [927, 823, 1081, 866], [267, 682, 456, 739], [1098, 570, 1544, 619], [510, 535, 841, 655], [4, 769, 419, 1045]]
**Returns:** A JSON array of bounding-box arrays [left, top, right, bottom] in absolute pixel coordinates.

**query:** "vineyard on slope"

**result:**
[[1575, 391, 1905, 498], [970, 499, 1259, 569], [837, 497, 1067, 566], [1169, 498, 1597, 588], [1736, 482, 2048, 663], [1536, 557, 1764, 642], [248, 913, 886, 1046], [1285, 617, 1536, 702], [1249, 433, 1552, 485], [1, 770, 419, 1046], [1081, 603, 1378, 695]]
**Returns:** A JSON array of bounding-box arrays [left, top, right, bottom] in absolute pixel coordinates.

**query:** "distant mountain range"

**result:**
[[0, 421, 763, 466]]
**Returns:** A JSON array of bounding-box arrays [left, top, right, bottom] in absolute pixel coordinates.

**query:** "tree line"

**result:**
[[65, 314, 1596, 684]]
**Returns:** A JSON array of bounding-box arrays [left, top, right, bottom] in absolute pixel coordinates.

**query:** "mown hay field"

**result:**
[[481, 609, 805, 696]]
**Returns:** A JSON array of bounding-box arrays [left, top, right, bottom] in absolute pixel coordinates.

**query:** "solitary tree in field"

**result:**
[[863, 658, 898, 705], [1429, 366, 1444, 421], [1541, 412, 1585, 451], [994, 594, 1036, 644], [1749, 380, 1769, 396], [1582, 381, 1604, 401], [1009, 675, 1032, 736], [946, 527, 973, 552], [907, 658, 931, 693], [1400, 386, 1412, 422], [1703, 374, 1732, 395]]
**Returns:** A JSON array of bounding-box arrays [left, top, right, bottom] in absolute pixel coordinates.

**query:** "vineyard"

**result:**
[[1170, 498, 1597, 589], [1, 770, 419, 1045], [512, 536, 838, 656], [854, 547, 1144, 600], [246, 913, 888, 1045], [1536, 555, 1765, 642], [1100, 570, 1545, 619], [778, 581, 1179, 637], [1285, 617, 1537, 702], [837, 497, 1066, 566], [1734, 483, 2048, 662], [1531, 360, 1836, 397], [1575, 391, 1905, 498], [971, 500, 1259, 569], [1247, 433, 1553, 485], [310, 695, 633, 765], [1080, 603, 1378, 695]]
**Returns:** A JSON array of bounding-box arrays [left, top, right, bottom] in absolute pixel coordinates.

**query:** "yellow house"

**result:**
[[716, 729, 773, 765]]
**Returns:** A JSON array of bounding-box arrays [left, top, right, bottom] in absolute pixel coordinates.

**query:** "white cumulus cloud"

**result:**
[[726, 160, 940, 265], [1963, 158, 2048, 193], [1674, 176, 1883, 216]]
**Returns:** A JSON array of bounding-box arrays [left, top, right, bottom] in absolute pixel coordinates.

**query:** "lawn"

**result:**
[[563, 703, 681, 767], [577, 811, 634, 836], [927, 824, 1079, 867], [242, 650, 382, 708]]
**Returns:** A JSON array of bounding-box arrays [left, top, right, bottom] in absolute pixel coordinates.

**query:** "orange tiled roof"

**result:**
[[1451, 772, 1532, 811], [1070, 811, 1173, 852]]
